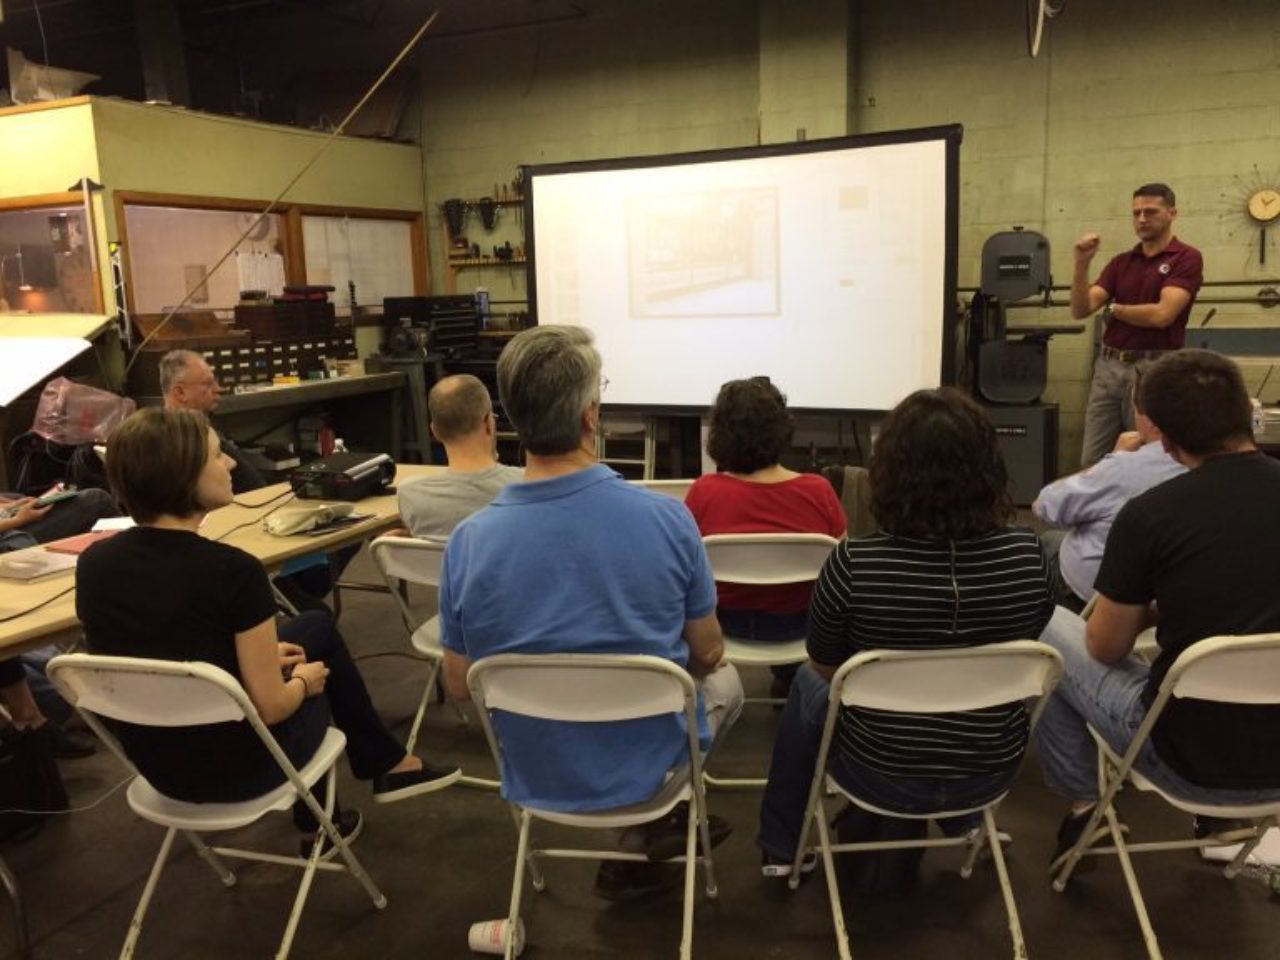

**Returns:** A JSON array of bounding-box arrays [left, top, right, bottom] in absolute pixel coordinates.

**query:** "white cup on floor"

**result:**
[[468, 917, 525, 957]]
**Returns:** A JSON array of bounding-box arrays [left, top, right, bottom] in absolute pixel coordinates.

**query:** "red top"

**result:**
[[685, 472, 847, 614], [1094, 237, 1203, 350]]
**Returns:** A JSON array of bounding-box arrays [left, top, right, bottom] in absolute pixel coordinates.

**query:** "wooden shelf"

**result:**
[[450, 197, 524, 208], [448, 257, 527, 268]]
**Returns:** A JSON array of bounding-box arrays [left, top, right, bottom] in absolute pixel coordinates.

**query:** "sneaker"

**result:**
[[372, 759, 461, 804], [641, 802, 733, 861], [300, 808, 364, 862], [1193, 816, 1257, 844], [1049, 805, 1120, 876], [761, 851, 819, 879], [594, 859, 683, 902]]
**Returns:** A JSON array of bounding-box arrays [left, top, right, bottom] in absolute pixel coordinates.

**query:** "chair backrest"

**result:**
[[631, 478, 693, 502], [468, 653, 693, 723], [369, 534, 446, 588], [833, 641, 1064, 713], [46, 653, 252, 727], [701, 533, 838, 586], [1164, 633, 1280, 704]]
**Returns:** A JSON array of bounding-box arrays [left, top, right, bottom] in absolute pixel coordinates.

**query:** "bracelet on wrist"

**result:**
[[292, 673, 310, 697]]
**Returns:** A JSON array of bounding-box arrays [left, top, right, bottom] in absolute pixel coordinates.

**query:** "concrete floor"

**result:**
[[3, 548, 1278, 959]]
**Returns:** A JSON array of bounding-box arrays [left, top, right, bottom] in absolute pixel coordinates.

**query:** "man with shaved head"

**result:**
[[397, 374, 523, 538]]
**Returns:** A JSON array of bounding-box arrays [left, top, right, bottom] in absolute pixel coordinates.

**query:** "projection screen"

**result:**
[[524, 125, 961, 413]]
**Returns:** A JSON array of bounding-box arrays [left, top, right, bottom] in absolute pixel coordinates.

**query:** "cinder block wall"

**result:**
[[416, 0, 1280, 472]]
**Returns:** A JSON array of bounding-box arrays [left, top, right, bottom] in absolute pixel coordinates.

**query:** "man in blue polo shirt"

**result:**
[[439, 325, 743, 899], [1072, 183, 1204, 467]]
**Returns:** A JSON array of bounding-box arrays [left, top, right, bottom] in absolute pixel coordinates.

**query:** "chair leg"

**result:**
[[0, 853, 31, 960], [301, 769, 387, 911], [405, 658, 441, 754], [680, 798, 699, 960], [506, 810, 534, 960], [695, 795, 719, 900], [814, 810, 853, 960], [122, 827, 177, 959], [182, 831, 236, 887], [1104, 802, 1163, 960], [959, 819, 988, 880], [983, 807, 1028, 960], [1222, 815, 1275, 880], [277, 827, 325, 959]]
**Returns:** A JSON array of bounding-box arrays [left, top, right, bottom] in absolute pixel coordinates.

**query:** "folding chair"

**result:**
[[792, 641, 1064, 960], [1050, 633, 1280, 960], [701, 532, 839, 789], [368, 535, 496, 790], [46, 654, 386, 960], [0, 853, 31, 960], [468, 654, 720, 960]]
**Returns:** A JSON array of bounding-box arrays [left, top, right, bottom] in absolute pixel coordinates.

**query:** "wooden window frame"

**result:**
[[113, 190, 429, 317]]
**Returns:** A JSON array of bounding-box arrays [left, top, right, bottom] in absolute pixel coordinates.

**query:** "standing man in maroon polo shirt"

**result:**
[[1072, 183, 1204, 466]]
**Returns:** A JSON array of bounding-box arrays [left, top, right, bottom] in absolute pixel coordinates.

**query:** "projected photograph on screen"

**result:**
[[525, 125, 960, 413], [628, 187, 779, 318]]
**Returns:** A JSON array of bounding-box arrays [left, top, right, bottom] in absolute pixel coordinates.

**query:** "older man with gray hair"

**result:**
[[160, 349, 265, 493], [439, 325, 743, 900]]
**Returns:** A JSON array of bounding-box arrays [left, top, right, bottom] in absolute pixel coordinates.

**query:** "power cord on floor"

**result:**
[[0, 773, 132, 819]]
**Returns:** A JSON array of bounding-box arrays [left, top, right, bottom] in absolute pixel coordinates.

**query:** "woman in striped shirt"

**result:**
[[758, 388, 1054, 876]]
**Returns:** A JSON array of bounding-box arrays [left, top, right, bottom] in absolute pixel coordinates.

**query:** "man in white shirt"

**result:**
[[398, 374, 523, 538], [1034, 370, 1185, 610]]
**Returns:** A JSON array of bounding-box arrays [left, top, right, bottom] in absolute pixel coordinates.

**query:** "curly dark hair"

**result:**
[[869, 388, 1013, 540], [705, 376, 794, 474]]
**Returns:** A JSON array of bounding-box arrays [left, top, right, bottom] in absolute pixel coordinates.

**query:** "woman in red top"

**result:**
[[685, 377, 846, 693]]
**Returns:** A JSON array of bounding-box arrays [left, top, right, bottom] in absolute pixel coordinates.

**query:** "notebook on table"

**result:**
[[43, 531, 118, 555]]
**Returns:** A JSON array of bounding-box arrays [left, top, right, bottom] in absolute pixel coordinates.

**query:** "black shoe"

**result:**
[[372, 759, 461, 804], [48, 723, 96, 759], [1049, 805, 1118, 876], [1193, 816, 1257, 844], [641, 802, 733, 861], [300, 808, 363, 862], [761, 851, 818, 879], [594, 859, 683, 902]]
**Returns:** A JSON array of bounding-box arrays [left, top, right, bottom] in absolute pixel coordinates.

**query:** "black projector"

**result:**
[[290, 452, 396, 502]]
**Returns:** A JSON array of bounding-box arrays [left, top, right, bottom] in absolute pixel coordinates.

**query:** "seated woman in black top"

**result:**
[[757, 388, 1054, 877], [76, 407, 459, 826]]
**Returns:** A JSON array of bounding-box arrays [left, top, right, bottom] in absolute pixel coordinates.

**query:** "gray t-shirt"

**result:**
[[398, 464, 524, 539]]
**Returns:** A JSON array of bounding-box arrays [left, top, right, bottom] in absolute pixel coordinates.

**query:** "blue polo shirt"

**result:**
[[439, 464, 717, 812]]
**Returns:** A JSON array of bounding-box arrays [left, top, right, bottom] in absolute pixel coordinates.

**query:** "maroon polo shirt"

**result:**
[[1094, 237, 1203, 350]]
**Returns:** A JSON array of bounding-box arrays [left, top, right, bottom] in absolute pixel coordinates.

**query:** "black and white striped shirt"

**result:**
[[808, 527, 1053, 779]]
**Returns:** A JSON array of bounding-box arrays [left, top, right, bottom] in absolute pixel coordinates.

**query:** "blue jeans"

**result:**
[[758, 663, 1016, 861], [1036, 605, 1280, 805]]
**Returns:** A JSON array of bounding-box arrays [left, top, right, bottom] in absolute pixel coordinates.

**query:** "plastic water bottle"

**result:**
[[475, 287, 491, 330]]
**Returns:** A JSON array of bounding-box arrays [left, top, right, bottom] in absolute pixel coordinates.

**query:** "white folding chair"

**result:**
[[1050, 633, 1280, 960], [46, 653, 386, 960], [631, 478, 694, 501], [793, 641, 1064, 960], [468, 654, 719, 960], [368, 535, 497, 790], [701, 532, 839, 788]]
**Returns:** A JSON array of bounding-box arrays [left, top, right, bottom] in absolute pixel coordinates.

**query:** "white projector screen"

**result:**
[[525, 126, 961, 412]]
